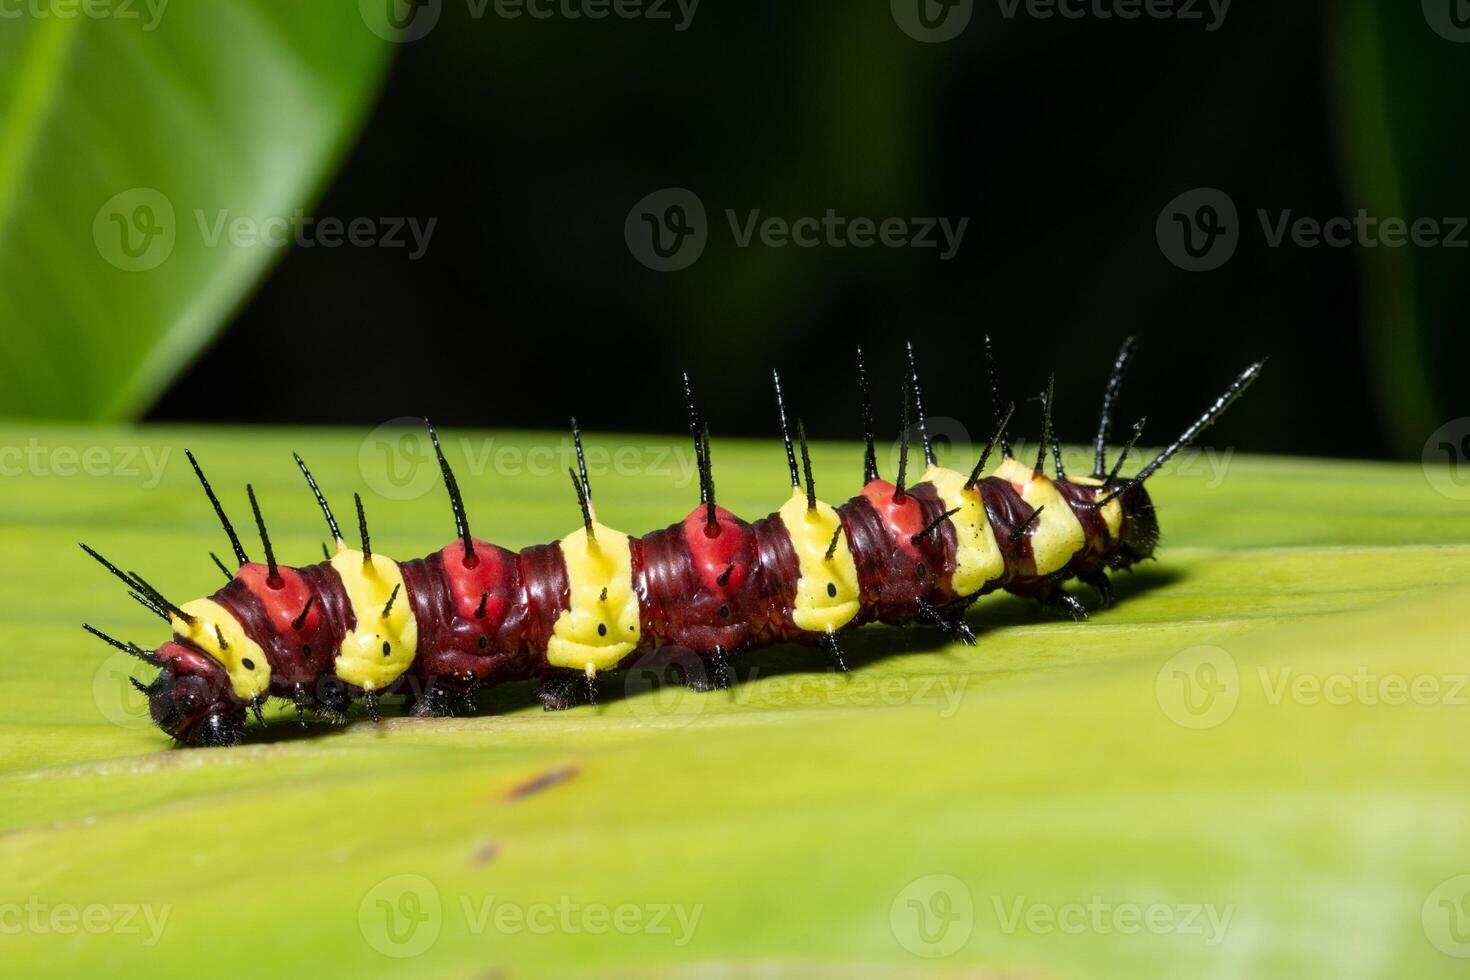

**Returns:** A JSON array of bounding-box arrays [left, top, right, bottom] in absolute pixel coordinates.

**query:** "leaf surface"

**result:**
[[1, 424, 1466, 977]]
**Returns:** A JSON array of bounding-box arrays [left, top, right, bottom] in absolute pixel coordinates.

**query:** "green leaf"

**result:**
[[1, 424, 1467, 976], [0, 6, 390, 421]]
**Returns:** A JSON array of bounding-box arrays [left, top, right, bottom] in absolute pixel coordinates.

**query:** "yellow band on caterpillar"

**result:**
[[330, 546, 418, 692], [922, 464, 1005, 596], [779, 487, 860, 634], [548, 523, 641, 674], [173, 599, 271, 701], [994, 457, 1086, 577]]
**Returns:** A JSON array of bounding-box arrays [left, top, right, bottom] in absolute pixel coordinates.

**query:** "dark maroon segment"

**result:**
[[748, 512, 801, 643], [1110, 481, 1158, 569], [400, 550, 531, 686], [836, 494, 889, 611], [1052, 481, 1113, 578], [149, 643, 239, 742], [975, 476, 1036, 589], [298, 561, 354, 660], [516, 542, 570, 658]]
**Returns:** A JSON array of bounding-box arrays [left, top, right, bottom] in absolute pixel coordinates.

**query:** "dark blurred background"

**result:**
[[150, 0, 1469, 460]]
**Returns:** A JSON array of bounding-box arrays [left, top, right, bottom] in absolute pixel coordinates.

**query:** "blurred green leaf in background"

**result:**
[[0, 1, 390, 420], [1, 0, 1466, 464]]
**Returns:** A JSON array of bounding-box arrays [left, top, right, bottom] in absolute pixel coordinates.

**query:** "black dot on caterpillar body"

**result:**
[[719, 604, 730, 619], [826, 582, 837, 598], [241, 658, 255, 670], [477, 636, 488, 649], [597, 623, 607, 637], [382, 641, 391, 656], [916, 563, 926, 579]]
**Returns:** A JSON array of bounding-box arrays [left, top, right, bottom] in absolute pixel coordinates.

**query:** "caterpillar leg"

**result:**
[[409, 679, 459, 719], [1079, 570, 1115, 609], [821, 632, 849, 673], [914, 598, 977, 647], [1041, 589, 1090, 622], [538, 672, 592, 712], [684, 648, 734, 692], [460, 674, 482, 712], [711, 648, 734, 689]]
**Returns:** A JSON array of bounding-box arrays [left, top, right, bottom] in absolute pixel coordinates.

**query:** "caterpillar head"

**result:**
[[1111, 482, 1159, 569], [148, 641, 245, 747]]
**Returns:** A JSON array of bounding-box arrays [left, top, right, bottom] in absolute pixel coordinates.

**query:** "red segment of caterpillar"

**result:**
[[80, 340, 1263, 747]]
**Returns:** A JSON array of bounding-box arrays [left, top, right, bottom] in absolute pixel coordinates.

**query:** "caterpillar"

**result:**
[[81, 338, 1262, 747]]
